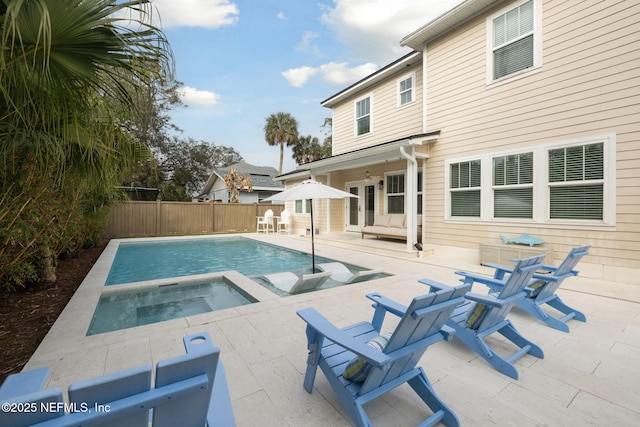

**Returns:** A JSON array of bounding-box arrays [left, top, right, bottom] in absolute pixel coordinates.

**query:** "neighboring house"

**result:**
[[196, 162, 283, 203], [279, 0, 640, 284]]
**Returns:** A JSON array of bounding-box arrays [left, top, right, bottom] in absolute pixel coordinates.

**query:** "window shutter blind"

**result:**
[[550, 185, 603, 219], [494, 188, 533, 218], [451, 190, 481, 217]]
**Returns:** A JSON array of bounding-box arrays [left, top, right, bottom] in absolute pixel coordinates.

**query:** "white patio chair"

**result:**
[[277, 209, 291, 234], [257, 209, 274, 233]]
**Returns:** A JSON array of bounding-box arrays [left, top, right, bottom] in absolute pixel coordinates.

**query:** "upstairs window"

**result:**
[[487, 0, 541, 84], [450, 160, 481, 217], [548, 143, 604, 220], [355, 96, 371, 136], [398, 74, 414, 107]]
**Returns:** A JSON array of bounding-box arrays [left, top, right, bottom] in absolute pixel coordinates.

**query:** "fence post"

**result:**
[[156, 200, 161, 235]]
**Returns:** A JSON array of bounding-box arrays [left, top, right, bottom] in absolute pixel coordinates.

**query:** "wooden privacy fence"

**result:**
[[105, 201, 284, 238]]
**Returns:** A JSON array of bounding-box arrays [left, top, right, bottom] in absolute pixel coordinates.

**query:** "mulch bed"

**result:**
[[0, 240, 108, 385]]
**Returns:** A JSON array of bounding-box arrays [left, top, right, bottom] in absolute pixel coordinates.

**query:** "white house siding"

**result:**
[[331, 63, 424, 155], [421, 0, 640, 281]]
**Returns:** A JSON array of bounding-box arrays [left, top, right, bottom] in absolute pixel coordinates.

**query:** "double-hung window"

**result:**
[[398, 74, 414, 107], [487, 0, 541, 84], [386, 174, 405, 214], [295, 199, 312, 214], [493, 152, 533, 218], [450, 160, 481, 217], [548, 143, 604, 220], [355, 96, 371, 136]]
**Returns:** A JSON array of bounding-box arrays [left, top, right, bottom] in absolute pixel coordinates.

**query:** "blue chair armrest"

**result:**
[[483, 262, 514, 280], [0, 367, 50, 400], [464, 292, 507, 309], [455, 270, 506, 290], [417, 278, 453, 292], [297, 308, 391, 370], [441, 325, 456, 341], [366, 293, 407, 318]]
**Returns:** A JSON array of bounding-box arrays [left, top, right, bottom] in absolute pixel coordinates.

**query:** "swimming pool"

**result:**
[[106, 236, 337, 285], [90, 236, 388, 335], [88, 277, 255, 335]]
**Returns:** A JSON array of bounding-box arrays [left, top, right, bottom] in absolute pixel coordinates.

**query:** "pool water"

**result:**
[[106, 237, 334, 285], [88, 278, 255, 335]]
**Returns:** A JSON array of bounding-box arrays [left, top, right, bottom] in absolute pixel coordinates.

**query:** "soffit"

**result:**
[[401, 0, 502, 50], [301, 132, 439, 175]]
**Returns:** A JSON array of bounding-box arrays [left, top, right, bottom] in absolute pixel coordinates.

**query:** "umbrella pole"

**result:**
[[310, 200, 315, 272]]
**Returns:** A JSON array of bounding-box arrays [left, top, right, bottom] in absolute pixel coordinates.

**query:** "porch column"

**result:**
[[400, 145, 417, 251]]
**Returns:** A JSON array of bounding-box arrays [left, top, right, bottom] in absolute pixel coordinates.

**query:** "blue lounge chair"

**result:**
[[0, 332, 235, 427], [262, 270, 331, 294], [486, 245, 590, 332], [317, 262, 384, 284], [297, 282, 471, 427], [421, 254, 545, 380]]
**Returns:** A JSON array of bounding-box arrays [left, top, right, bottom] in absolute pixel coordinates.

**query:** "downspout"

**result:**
[[400, 145, 417, 252]]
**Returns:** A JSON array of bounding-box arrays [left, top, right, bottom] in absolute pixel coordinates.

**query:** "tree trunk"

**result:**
[[40, 245, 57, 286], [279, 142, 284, 175]]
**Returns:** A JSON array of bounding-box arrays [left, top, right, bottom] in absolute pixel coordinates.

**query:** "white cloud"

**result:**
[[276, 12, 287, 20], [178, 86, 220, 107], [318, 62, 379, 85], [282, 62, 378, 87], [296, 31, 321, 56], [320, 0, 464, 63], [282, 66, 319, 87], [151, 0, 239, 29]]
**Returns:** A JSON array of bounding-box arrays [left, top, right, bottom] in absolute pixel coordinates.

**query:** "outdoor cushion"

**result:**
[[388, 215, 405, 228], [465, 302, 490, 330], [528, 279, 547, 297], [372, 215, 390, 227], [343, 333, 391, 382]]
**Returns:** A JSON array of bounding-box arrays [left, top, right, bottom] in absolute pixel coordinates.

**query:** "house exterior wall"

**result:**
[[331, 63, 424, 155], [421, 0, 640, 280]]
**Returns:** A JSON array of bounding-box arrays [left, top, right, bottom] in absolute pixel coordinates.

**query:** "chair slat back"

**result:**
[[477, 255, 544, 332], [153, 348, 219, 427], [535, 245, 590, 299], [359, 284, 470, 395], [68, 365, 152, 427], [499, 255, 546, 298]]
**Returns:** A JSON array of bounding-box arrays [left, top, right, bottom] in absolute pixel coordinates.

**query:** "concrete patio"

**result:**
[[21, 233, 640, 426]]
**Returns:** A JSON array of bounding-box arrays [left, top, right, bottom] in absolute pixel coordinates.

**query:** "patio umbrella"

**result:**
[[263, 179, 358, 272]]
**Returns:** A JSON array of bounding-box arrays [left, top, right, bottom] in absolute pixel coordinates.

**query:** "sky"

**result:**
[[144, 0, 465, 174]]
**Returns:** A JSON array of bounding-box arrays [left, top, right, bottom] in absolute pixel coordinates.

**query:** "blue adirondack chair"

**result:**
[[420, 254, 545, 380], [297, 282, 471, 427], [0, 332, 235, 427], [486, 245, 590, 332]]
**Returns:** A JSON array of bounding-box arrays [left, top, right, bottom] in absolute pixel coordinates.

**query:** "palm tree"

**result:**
[[0, 0, 173, 288], [264, 112, 299, 175], [292, 135, 319, 165]]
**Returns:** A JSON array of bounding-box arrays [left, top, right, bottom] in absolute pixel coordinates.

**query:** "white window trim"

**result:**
[[384, 170, 405, 214], [485, 0, 543, 87], [397, 72, 416, 108], [354, 93, 373, 138], [294, 199, 312, 215], [445, 133, 616, 230]]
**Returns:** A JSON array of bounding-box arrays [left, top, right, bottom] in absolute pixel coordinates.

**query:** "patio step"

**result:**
[[314, 234, 433, 260]]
